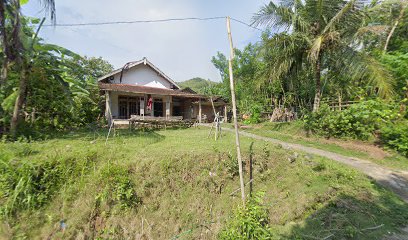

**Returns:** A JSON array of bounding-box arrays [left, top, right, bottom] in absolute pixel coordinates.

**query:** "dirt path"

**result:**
[[218, 127, 408, 203]]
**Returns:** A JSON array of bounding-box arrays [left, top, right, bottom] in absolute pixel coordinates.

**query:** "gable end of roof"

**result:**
[[98, 58, 180, 89]]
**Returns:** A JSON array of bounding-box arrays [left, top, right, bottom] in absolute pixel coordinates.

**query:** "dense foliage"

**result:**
[[208, 0, 408, 157], [303, 99, 408, 157], [380, 121, 408, 157], [0, 18, 113, 138], [304, 100, 402, 140]]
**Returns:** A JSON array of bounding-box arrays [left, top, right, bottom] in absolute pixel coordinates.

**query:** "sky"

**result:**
[[22, 0, 269, 82]]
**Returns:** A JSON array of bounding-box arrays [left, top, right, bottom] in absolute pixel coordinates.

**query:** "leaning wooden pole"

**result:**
[[227, 16, 246, 205]]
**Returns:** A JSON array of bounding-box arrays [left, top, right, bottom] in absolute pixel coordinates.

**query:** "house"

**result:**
[[98, 58, 227, 125]]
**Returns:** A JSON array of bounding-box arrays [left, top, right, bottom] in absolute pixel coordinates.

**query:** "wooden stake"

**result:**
[[249, 142, 254, 197], [198, 98, 202, 123], [210, 97, 218, 140], [227, 16, 246, 205]]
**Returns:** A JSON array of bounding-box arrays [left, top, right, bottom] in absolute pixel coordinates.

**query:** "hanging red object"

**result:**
[[147, 97, 153, 110]]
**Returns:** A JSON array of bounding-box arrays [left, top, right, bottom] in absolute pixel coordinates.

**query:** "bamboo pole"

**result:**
[[227, 16, 246, 205]]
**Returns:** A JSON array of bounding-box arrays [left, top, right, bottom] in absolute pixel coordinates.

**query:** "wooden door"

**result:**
[[118, 96, 140, 119]]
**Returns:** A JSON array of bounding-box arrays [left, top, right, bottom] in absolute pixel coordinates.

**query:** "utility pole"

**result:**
[[226, 16, 246, 206]]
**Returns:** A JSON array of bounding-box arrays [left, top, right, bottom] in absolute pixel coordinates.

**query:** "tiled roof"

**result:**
[[99, 83, 205, 98]]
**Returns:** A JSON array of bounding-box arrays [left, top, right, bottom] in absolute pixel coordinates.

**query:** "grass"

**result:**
[[0, 127, 407, 239], [231, 121, 408, 171]]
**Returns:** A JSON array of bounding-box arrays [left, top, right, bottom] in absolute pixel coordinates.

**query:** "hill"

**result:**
[[177, 77, 219, 93]]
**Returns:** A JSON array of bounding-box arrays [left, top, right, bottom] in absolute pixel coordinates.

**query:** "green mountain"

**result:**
[[177, 77, 218, 94]]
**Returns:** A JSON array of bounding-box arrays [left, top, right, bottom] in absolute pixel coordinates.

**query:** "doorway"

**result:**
[[153, 99, 163, 117], [118, 96, 139, 119]]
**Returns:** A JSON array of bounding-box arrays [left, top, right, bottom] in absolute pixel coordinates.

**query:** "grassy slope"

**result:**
[[177, 77, 218, 93], [234, 121, 408, 171], [1, 128, 408, 239]]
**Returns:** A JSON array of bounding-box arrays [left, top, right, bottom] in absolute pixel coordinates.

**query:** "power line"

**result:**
[[40, 16, 263, 31], [230, 17, 262, 31], [42, 16, 225, 27]]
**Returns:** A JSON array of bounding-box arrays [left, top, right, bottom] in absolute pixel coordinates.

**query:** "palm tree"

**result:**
[[0, 0, 56, 137], [252, 0, 394, 111]]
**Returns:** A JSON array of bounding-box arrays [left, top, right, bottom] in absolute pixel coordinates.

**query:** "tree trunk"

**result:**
[[384, 3, 407, 53], [312, 58, 322, 112], [10, 63, 28, 138], [0, 0, 9, 83]]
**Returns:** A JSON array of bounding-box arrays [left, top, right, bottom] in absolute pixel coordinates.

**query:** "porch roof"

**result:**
[[99, 83, 206, 98]]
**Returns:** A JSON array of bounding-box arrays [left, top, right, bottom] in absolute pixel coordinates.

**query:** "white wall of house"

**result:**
[[110, 64, 172, 89]]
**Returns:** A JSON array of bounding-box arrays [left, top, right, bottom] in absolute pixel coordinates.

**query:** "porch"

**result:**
[[100, 84, 228, 126], [104, 90, 208, 125], [111, 94, 196, 120]]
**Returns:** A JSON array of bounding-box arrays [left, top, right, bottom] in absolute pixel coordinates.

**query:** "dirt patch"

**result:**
[[322, 139, 390, 159]]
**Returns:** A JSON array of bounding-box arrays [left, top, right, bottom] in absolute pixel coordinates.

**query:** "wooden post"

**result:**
[[105, 91, 112, 126], [150, 97, 154, 117], [210, 97, 218, 140], [249, 142, 254, 197], [166, 96, 171, 120], [140, 96, 145, 120], [338, 91, 342, 111], [227, 16, 246, 205], [198, 98, 202, 123], [224, 105, 227, 123]]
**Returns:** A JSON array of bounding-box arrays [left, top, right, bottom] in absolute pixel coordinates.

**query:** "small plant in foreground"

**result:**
[[219, 192, 273, 240], [98, 164, 140, 209]]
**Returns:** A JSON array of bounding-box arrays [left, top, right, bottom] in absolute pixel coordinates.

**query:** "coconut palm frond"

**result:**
[[38, 0, 56, 24], [363, 57, 395, 98], [336, 45, 395, 98], [356, 25, 388, 37], [251, 2, 295, 31], [322, 0, 359, 34]]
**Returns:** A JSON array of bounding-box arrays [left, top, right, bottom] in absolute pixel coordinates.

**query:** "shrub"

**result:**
[[243, 104, 262, 124], [219, 193, 273, 240], [304, 100, 400, 140], [223, 152, 245, 178], [380, 121, 408, 157], [98, 164, 140, 209]]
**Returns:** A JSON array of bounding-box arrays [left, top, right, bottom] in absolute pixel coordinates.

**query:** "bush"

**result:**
[[243, 104, 262, 124], [98, 164, 140, 209], [304, 100, 400, 140], [219, 193, 273, 240], [380, 121, 408, 157]]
